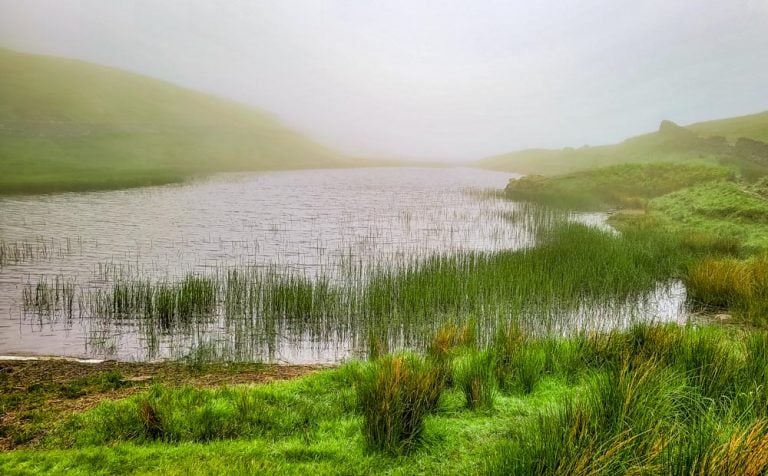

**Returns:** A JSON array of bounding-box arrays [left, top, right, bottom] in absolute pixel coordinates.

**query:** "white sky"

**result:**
[[1, 0, 767, 161]]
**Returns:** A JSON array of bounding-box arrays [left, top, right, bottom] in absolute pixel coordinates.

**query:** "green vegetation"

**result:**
[[488, 110, 768, 330], [651, 181, 768, 250], [356, 354, 445, 453], [453, 350, 495, 410], [502, 162, 768, 323], [689, 110, 768, 143], [0, 358, 312, 451], [22, 219, 694, 361], [477, 113, 768, 176], [0, 48, 351, 194], [4, 324, 768, 475], [687, 256, 768, 324], [504, 162, 733, 209]]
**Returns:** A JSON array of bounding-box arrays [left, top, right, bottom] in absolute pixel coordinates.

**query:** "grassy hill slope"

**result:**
[[478, 112, 768, 176], [0, 48, 348, 194], [688, 111, 768, 143]]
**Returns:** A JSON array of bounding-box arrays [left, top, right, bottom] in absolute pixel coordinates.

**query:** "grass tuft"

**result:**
[[356, 354, 445, 454]]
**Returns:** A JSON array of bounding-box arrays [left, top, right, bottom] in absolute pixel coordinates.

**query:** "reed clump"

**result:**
[[356, 354, 446, 454], [453, 350, 495, 410], [687, 255, 768, 321]]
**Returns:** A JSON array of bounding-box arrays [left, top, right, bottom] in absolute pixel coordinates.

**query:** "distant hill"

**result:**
[[0, 48, 350, 193], [688, 111, 768, 143], [477, 112, 768, 176]]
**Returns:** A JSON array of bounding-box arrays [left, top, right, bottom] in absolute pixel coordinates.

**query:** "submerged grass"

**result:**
[[0, 236, 83, 268], [21, 218, 692, 361]]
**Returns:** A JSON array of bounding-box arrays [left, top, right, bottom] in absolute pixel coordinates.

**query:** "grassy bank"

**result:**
[[502, 157, 768, 325], [0, 359, 322, 451], [652, 181, 768, 250], [3, 324, 768, 474], [504, 162, 734, 210], [0, 48, 350, 194], [477, 112, 768, 176]]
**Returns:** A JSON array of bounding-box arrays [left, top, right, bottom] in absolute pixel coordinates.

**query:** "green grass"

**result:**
[[504, 161, 734, 210], [477, 113, 768, 176], [4, 324, 768, 475], [476, 119, 724, 175], [0, 48, 351, 194], [453, 350, 495, 410], [688, 110, 768, 144], [356, 354, 445, 453], [650, 181, 768, 250]]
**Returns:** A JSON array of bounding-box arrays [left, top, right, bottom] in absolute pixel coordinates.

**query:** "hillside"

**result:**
[[688, 111, 768, 143], [504, 162, 735, 210], [0, 48, 348, 194], [478, 112, 768, 176]]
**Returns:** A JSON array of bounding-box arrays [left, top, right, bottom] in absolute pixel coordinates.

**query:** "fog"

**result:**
[[1, 0, 767, 161]]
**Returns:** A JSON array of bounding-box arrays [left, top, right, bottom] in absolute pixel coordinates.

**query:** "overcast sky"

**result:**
[[1, 0, 767, 161]]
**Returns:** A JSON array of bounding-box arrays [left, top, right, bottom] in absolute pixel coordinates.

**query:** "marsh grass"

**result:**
[[453, 350, 495, 409], [21, 275, 76, 318], [0, 236, 83, 268], [22, 323, 768, 473], [687, 255, 768, 322], [20, 219, 690, 361], [356, 354, 446, 453], [485, 323, 768, 475]]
